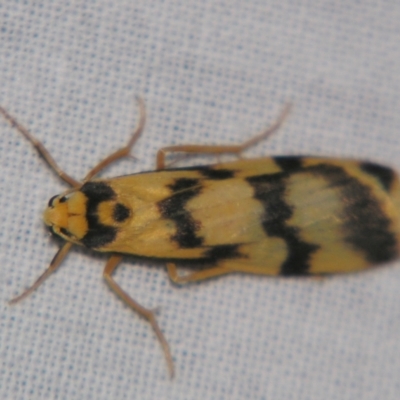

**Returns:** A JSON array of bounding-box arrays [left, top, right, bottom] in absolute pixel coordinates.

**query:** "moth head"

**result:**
[[43, 190, 88, 244]]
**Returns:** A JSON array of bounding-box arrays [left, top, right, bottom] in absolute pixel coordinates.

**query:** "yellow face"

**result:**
[[43, 190, 89, 245]]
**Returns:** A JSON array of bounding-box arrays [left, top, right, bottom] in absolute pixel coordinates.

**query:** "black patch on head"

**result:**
[[246, 173, 319, 275], [360, 162, 396, 192], [48, 195, 58, 207], [309, 163, 398, 263], [113, 203, 131, 222], [158, 178, 203, 248], [273, 157, 303, 172], [204, 244, 241, 262], [198, 167, 235, 180], [80, 181, 118, 249]]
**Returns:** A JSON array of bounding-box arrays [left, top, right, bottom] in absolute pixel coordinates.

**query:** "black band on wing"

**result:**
[[360, 162, 396, 192], [273, 156, 304, 172], [309, 163, 398, 263], [246, 173, 319, 275], [158, 178, 204, 248]]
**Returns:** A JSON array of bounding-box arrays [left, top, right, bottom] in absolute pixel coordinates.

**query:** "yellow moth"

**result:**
[[2, 99, 400, 377]]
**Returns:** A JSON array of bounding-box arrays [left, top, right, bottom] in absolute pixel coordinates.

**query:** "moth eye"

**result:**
[[59, 196, 68, 203], [48, 195, 58, 207]]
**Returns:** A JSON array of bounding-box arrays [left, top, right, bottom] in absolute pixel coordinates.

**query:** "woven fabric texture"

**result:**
[[1, 1, 400, 399]]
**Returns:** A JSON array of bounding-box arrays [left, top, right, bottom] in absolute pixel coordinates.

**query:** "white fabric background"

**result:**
[[1, 1, 400, 399]]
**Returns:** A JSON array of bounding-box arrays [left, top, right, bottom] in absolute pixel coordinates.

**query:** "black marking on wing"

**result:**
[[246, 173, 319, 275], [309, 163, 398, 263], [198, 166, 235, 180], [168, 178, 199, 192], [360, 162, 396, 192], [204, 244, 241, 262], [80, 181, 116, 201], [158, 178, 203, 248], [80, 181, 117, 248], [113, 203, 131, 222], [273, 156, 304, 172], [164, 165, 235, 180]]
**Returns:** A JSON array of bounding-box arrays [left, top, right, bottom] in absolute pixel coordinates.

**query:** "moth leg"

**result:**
[[0, 106, 80, 187], [103, 255, 174, 378], [167, 263, 231, 284], [83, 97, 146, 181], [9, 242, 74, 304], [156, 102, 291, 169]]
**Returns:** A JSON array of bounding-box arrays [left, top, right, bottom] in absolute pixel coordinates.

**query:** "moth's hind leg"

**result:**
[[156, 102, 291, 169], [0, 106, 80, 187], [83, 97, 146, 181]]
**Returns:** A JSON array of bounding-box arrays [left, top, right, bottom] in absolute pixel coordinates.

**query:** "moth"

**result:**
[[2, 99, 400, 377]]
